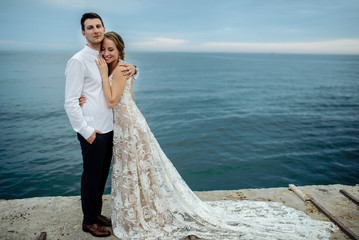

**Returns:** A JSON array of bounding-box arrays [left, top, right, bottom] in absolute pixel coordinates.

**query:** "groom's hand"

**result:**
[[87, 129, 102, 144], [118, 62, 136, 78]]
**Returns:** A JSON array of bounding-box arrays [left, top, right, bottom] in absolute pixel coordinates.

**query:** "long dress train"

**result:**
[[110, 76, 336, 240]]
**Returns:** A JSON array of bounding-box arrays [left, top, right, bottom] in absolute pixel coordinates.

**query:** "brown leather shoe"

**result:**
[[96, 215, 112, 227], [82, 223, 111, 237]]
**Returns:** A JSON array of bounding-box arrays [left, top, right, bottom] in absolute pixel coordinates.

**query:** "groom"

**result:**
[[64, 12, 137, 237]]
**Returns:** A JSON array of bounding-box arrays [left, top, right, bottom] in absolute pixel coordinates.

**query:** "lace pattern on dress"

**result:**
[[110, 76, 337, 240]]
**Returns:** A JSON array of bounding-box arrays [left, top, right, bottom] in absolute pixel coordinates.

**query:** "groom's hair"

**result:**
[[81, 12, 104, 31]]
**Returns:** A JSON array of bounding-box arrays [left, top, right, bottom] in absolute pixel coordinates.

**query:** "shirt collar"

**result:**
[[84, 45, 100, 57]]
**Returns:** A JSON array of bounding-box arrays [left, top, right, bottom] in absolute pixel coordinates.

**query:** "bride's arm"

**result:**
[[96, 56, 128, 108], [130, 77, 134, 100]]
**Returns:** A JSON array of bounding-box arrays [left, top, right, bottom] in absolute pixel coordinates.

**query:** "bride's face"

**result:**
[[100, 37, 120, 64]]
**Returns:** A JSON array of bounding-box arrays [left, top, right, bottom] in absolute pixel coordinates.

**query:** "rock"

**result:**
[[0, 184, 357, 240]]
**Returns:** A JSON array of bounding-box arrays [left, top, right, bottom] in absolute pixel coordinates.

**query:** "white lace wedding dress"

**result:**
[[110, 76, 336, 240]]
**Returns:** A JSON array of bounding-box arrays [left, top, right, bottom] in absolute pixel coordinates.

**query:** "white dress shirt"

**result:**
[[64, 45, 113, 139]]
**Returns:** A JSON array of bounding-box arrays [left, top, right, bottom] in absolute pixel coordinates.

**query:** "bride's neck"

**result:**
[[109, 60, 119, 75]]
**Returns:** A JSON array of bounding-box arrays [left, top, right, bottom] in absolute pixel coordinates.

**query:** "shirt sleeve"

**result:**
[[64, 58, 94, 139]]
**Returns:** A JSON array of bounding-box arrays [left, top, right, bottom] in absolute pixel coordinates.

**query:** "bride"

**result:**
[[93, 31, 336, 240]]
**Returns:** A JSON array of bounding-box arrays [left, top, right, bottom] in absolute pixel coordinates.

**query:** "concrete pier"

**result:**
[[0, 184, 358, 240]]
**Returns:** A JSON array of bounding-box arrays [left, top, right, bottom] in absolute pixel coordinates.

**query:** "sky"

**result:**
[[1, 0, 359, 54]]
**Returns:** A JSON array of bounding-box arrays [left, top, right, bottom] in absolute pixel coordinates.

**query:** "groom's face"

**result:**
[[82, 18, 105, 45]]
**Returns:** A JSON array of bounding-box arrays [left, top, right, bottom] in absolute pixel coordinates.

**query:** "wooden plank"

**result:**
[[289, 184, 310, 201], [308, 195, 359, 240], [289, 184, 359, 240], [340, 189, 359, 206]]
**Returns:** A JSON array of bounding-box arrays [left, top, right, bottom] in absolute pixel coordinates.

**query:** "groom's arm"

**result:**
[[64, 58, 94, 140], [118, 62, 139, 79]]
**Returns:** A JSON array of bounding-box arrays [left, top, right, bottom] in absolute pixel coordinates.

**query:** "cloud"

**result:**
[[200, 39, 359, 54], [39, 0, 89, 8], [129, 37, 189, 51], [38, 0, 141, 14], [1, 37, 358, 54], [127, 38, 359, 54]]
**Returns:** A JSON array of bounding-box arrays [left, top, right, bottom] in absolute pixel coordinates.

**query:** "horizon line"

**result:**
[[0, 49, 359, 56]]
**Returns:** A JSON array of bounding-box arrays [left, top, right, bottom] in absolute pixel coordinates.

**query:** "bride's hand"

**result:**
[[79, 95, 86, 107], [96, 55, 108, 77]]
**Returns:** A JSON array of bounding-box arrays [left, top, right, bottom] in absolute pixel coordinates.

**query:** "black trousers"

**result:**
[[77, 131, 113, 224]]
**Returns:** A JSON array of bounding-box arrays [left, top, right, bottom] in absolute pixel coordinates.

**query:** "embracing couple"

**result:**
[[65, 12, 335, 240]]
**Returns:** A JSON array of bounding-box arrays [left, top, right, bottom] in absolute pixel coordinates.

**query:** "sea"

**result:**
[[0, 51, 358, 200]]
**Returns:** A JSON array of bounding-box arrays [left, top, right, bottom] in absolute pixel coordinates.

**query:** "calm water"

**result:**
[[0, 51, 358, 200]]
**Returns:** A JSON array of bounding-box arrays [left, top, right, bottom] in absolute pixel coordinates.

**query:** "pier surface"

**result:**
[[1, 184, 358, 240]]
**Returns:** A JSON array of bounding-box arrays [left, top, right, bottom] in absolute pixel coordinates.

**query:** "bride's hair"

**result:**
[[104, 31, 125, 60]]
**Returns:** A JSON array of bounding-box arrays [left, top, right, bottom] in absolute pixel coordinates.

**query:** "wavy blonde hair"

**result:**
[[104, 31, 125, 60]]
